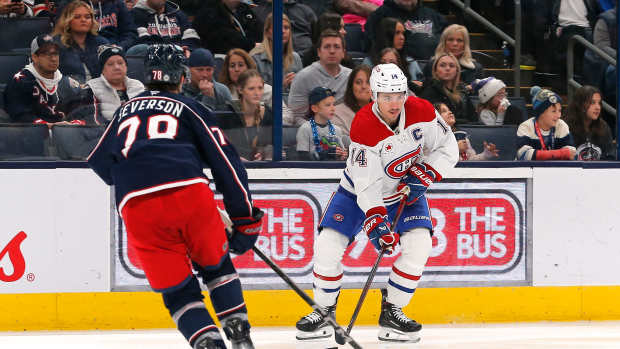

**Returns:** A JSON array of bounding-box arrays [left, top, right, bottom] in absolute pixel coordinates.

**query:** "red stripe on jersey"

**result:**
[[313, 271, 343, 281], [392, 266, 421, 281]]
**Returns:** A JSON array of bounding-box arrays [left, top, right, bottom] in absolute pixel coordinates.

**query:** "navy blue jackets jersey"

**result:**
[[87, 90, 253, 218]]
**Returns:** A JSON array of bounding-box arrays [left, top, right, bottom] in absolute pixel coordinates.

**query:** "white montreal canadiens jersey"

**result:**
[[340, 96, 458, 213]]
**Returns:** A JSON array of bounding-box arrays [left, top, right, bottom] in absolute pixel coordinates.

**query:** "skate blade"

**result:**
[[295, 326, 334, 340], [378, 326, 421, 343]]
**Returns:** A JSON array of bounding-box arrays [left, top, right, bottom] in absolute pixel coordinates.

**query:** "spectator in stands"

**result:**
[[365, 0, 447, 61], [418, 53, 476, 125], [218, 69, 273, 161], [251, 13, 303, 96], [593, 4, 617, 109], [296, 86, 349, 161], [182, 48, 232, 111], [423, 24, 483, 86], [0, 0, 31, 17], [193, 0, 261, 55], [295, 0, 333, 17], [434, 102, 499, 161], [565, 85, 614, 160], [471, 77, 523, 125], [516, 86, 576, 161], [53, 1, 109, 84], [594, 4, 616, 59], [129, 0, 199, 56], [289, 29, 352, 125], [55, 0, 137, 50], [4, 34, 95, 124], [333, 63, 371, 135], [301, 12, 352, 67], [454, 130, 500, 161], [375, 47, 418, 93], [365, 17, 423, 84], [252, 0, 317, 57], [219, 48, 273, 108], [551, 0, 602, 78], [342, 0, 383, 28], [84, 44, 144, 124], [125, 0, 137, 9]]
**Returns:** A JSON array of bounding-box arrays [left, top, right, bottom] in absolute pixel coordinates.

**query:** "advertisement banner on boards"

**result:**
[[0, 169, 110, 294], [113, 180, 529, 290]]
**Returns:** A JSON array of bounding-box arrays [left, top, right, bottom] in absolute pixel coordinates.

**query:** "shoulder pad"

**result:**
[[403, 96, 436, 128], [350, 102, 392, 147]]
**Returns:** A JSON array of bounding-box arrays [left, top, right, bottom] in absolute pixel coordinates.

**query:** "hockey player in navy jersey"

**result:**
[[295, 63, 458, 343], [88, 44, 263, 349]]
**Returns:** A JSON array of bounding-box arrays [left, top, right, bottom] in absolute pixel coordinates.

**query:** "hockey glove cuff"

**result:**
[[363, 208, 399, 252], [229, 207, 264, 255]]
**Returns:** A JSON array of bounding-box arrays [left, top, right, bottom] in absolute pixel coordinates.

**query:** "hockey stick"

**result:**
[[334, 186, 411, 345], [218, 208, 363, 349]]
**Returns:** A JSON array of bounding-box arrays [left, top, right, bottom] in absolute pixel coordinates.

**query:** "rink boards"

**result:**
[[2, 163, 620, 330]]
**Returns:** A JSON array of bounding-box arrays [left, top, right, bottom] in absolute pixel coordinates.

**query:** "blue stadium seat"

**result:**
[[52, 125, 105, 160], [0, 124, 49, 160], [344, 23, 365, 53], [282, 125, 298, 160], [457, 125, 518, 161], [0, 87, 8, 122], [126, 55, 146, 82], [0, 53, 29, 91], [0, 18, 53, 52], [214, 54, 225, 82]]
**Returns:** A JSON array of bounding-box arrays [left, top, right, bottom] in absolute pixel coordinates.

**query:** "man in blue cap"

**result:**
[[182, 48, 233, 111]]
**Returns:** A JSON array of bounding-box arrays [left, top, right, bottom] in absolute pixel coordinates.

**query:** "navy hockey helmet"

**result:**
[[144, 44, 188, 85]]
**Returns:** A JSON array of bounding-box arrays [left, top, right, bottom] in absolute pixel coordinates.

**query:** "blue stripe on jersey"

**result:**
[[343, 170, 354, 188]]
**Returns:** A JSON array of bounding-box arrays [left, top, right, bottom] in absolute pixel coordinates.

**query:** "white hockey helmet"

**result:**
[[369, 63, 408, 100]]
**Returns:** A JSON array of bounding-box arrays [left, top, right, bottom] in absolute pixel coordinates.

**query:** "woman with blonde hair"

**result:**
[[419, 53, 476, 125], [423, 24, 483, 85], [219, 48, 273, 108], [52, 0, 109, 83], [250, 13, 302, 95]]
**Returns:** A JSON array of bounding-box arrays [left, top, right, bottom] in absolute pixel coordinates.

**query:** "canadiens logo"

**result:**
[[333, 214, 344, 222], [384, 145, 422, 179]]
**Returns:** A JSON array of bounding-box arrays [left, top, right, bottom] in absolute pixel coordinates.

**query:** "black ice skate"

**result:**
[[378, 288, 421, 343], [193, 332, 227, 349], [222, 316, 255, 349], [295, 304, 336, 340]]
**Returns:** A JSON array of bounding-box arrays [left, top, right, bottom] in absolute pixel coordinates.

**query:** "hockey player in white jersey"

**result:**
[[295, 63, 458, 342]]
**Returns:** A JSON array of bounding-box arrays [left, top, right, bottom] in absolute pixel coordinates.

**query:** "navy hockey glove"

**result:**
[[229, 207, 264, 254], [400, 163, 441, 205], [363, 208, 399, 252]]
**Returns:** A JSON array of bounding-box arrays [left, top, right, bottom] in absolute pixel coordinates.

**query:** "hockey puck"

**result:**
[[326, 347, 338, 349]]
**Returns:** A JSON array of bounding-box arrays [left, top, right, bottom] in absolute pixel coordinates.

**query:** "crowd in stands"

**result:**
[[0, 0, 617, 161]]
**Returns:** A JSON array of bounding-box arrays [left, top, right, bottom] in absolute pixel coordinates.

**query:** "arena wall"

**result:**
[[1, 164, 620, 331]]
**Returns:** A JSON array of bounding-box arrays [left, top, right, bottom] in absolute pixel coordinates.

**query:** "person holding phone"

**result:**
[[0, 0, 31, 17]]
